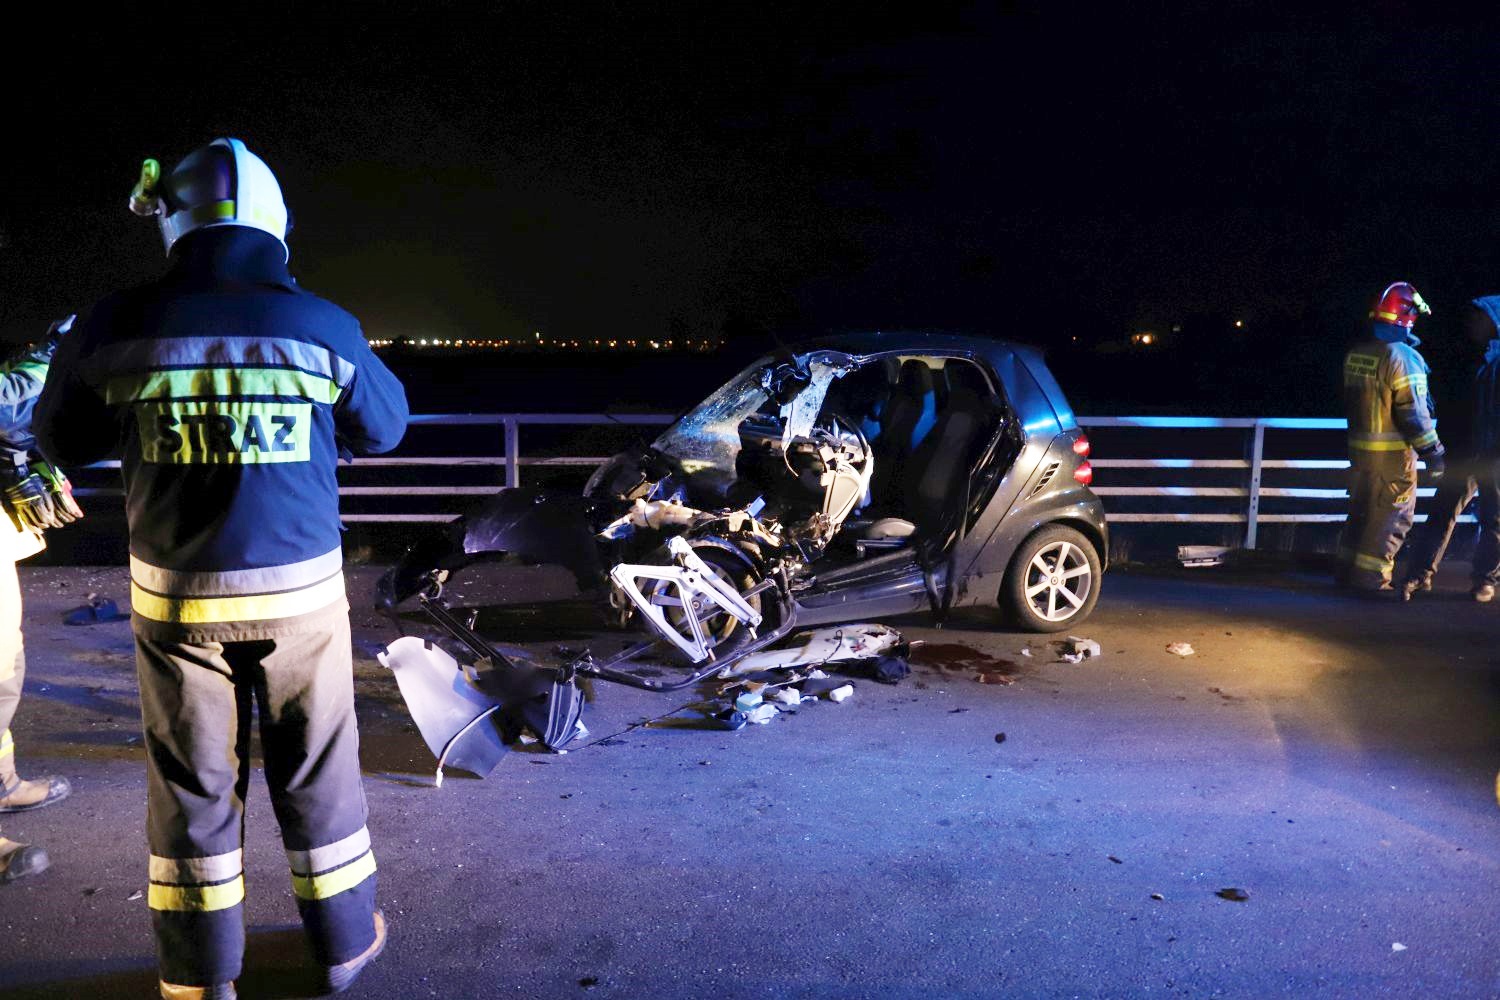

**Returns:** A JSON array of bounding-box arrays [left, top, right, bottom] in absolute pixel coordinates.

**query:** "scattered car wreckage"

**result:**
[[376, 333, 1107, 776]]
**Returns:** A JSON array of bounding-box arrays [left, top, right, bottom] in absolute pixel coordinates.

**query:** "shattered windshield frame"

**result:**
[[651, 350, 859, 479]]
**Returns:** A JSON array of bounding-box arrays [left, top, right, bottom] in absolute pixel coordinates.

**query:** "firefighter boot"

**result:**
[[158, 981, 236, 1000], [1399, 576, 1432, 602], [1473, 584, 1496, 603], [0, 775, 72, 813], [323, 909, 387, 994], [0, 828, 50, 883]]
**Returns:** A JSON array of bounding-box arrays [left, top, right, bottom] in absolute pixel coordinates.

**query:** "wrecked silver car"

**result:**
[[376, 334, 1106, 766]]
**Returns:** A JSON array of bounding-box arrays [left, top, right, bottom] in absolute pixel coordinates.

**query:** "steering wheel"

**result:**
[[813, 411, 871, 468]]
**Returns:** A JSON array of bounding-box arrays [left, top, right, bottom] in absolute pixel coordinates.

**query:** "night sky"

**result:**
[[7, 7, 1500, 409]]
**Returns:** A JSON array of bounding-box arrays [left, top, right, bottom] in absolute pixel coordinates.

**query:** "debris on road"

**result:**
[[713, 708, 747, 730], [1150, 893, 1165, 901], [126, 889, 143, 901], [827, 684, 854, 703], [1054, 636, 1101, 663], [377, 637, 510, 782], [994, 732, 1006, 744], [1019, 648, 1033, 658], [745, 703, 779, 724], [1391, 943, 1407, 952], [1215, 887, 1249, 902], [718, 623, 905, 679], [975, 671, 1015, 685], [1166, 642, 1196, 657], [1178, 545, 1229, 568], [1107, 855, 1123, 864], [63, 596, 130, 626], [770, 687, 803, 708]]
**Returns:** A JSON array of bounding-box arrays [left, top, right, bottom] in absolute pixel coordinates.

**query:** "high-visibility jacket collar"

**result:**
[[167, 227, 294, 290]]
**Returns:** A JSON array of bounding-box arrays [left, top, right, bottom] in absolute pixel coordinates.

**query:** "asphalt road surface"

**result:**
[[1, 561, 1497, 999]]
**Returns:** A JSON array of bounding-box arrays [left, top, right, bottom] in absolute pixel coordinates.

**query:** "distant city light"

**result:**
[[1234, 320, 1244, 328], [364, 335, 722, 354]]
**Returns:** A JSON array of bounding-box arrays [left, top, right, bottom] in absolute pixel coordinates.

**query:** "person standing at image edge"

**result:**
[[33, 138, 409, 1000]]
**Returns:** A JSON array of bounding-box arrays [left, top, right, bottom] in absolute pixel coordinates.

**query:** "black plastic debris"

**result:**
[[712, 707, 748, 730], [63, 598, 129, 626], [867, 653, 910, 684], [1216, 887, 1249, 902]]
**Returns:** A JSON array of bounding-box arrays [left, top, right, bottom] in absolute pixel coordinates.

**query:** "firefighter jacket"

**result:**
[[0, 340, 55, 471], [1342, 333, 1440, 458], [34, 227, 409, 641], [0, 340, 56, 563], [1465, 296, 1500, 460]]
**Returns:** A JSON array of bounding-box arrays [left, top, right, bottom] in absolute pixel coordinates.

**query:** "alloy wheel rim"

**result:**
[[1024, 540, 1092, 622]]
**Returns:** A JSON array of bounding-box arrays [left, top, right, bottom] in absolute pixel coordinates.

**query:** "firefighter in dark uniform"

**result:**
[[35, 139, 409, 1000], [1338, 282, 1445, 591], [0, 317, 83, 882], [1400, 295, 1500, 602]]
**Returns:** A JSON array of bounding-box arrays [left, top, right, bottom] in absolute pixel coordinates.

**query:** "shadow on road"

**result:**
[[2, 926, 332, 1000]]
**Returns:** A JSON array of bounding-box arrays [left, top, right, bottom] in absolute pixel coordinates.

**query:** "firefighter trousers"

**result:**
[[1401, 459, 1500, 588], [1339, 450, 1418, 589], [0, 555, 26, 791], [136, 616, 377, 987]]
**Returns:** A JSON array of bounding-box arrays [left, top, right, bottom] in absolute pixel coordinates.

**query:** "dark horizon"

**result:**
[[7, 7, 1498, 410]]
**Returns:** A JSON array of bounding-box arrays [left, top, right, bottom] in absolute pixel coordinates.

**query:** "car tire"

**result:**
[[1002, 524, 1102, 633]]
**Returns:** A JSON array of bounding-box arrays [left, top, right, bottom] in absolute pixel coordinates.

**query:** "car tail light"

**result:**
[[1073, 459, 1093, 486], [1071, 433, 1090, 458]]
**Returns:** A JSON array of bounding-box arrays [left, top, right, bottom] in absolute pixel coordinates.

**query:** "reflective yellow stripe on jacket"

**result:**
[[129, 547, 345, 625], [1348, 432, 1410, 452]]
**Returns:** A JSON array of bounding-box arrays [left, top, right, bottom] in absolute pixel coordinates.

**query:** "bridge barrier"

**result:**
[[70, 413, 1460, 548]]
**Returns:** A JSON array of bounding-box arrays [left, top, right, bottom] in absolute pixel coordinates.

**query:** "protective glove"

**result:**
[[1420, 444, 1446, 481], [2, 462, 82, 532], [35, 461, 83, 525], [4, 473, 61, 531], [45, 314, 75, 343]]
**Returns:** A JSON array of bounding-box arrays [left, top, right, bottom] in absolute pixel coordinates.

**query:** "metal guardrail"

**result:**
[[72, 413, 1455, 544], [1080, 415, 1457, 548]]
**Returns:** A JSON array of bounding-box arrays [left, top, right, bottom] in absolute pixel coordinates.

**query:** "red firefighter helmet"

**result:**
[[1370, 282, 1431, 329]]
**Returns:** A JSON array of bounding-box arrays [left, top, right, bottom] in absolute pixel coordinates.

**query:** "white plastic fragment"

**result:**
[[827, 684, 854, 703], [1019, 648, 1033, 658], [1391, 943, 1407, 952], [1166, 642, 1196, 657], [1055, 636, 1101, 663], [745, 703, 779, 724], [771, 688, 803, 707], [1178, 544, 1229, 568], [718, 623, 904, 678]]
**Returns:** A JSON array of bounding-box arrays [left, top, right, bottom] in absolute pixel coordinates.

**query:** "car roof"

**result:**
[[795, 330, 1031, 365], [793, 331, 1073, 430]]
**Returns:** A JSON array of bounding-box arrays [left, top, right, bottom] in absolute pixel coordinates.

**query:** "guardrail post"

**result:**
[[1244, 419, 1265, 549], [503, 416, 520, 489]]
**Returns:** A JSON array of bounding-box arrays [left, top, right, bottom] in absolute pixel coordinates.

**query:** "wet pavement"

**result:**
[[1, 561, 1498, 998]]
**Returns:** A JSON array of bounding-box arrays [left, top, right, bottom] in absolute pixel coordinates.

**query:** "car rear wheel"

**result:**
[[1002, 525, 1101, 633]]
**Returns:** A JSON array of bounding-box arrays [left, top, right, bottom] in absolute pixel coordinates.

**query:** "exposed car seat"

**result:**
[[900, 385, 993, 533], [871, 360, 933, 504]]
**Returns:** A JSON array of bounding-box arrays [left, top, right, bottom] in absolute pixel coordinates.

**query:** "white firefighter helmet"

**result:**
[[129, 138, 289, 259]]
